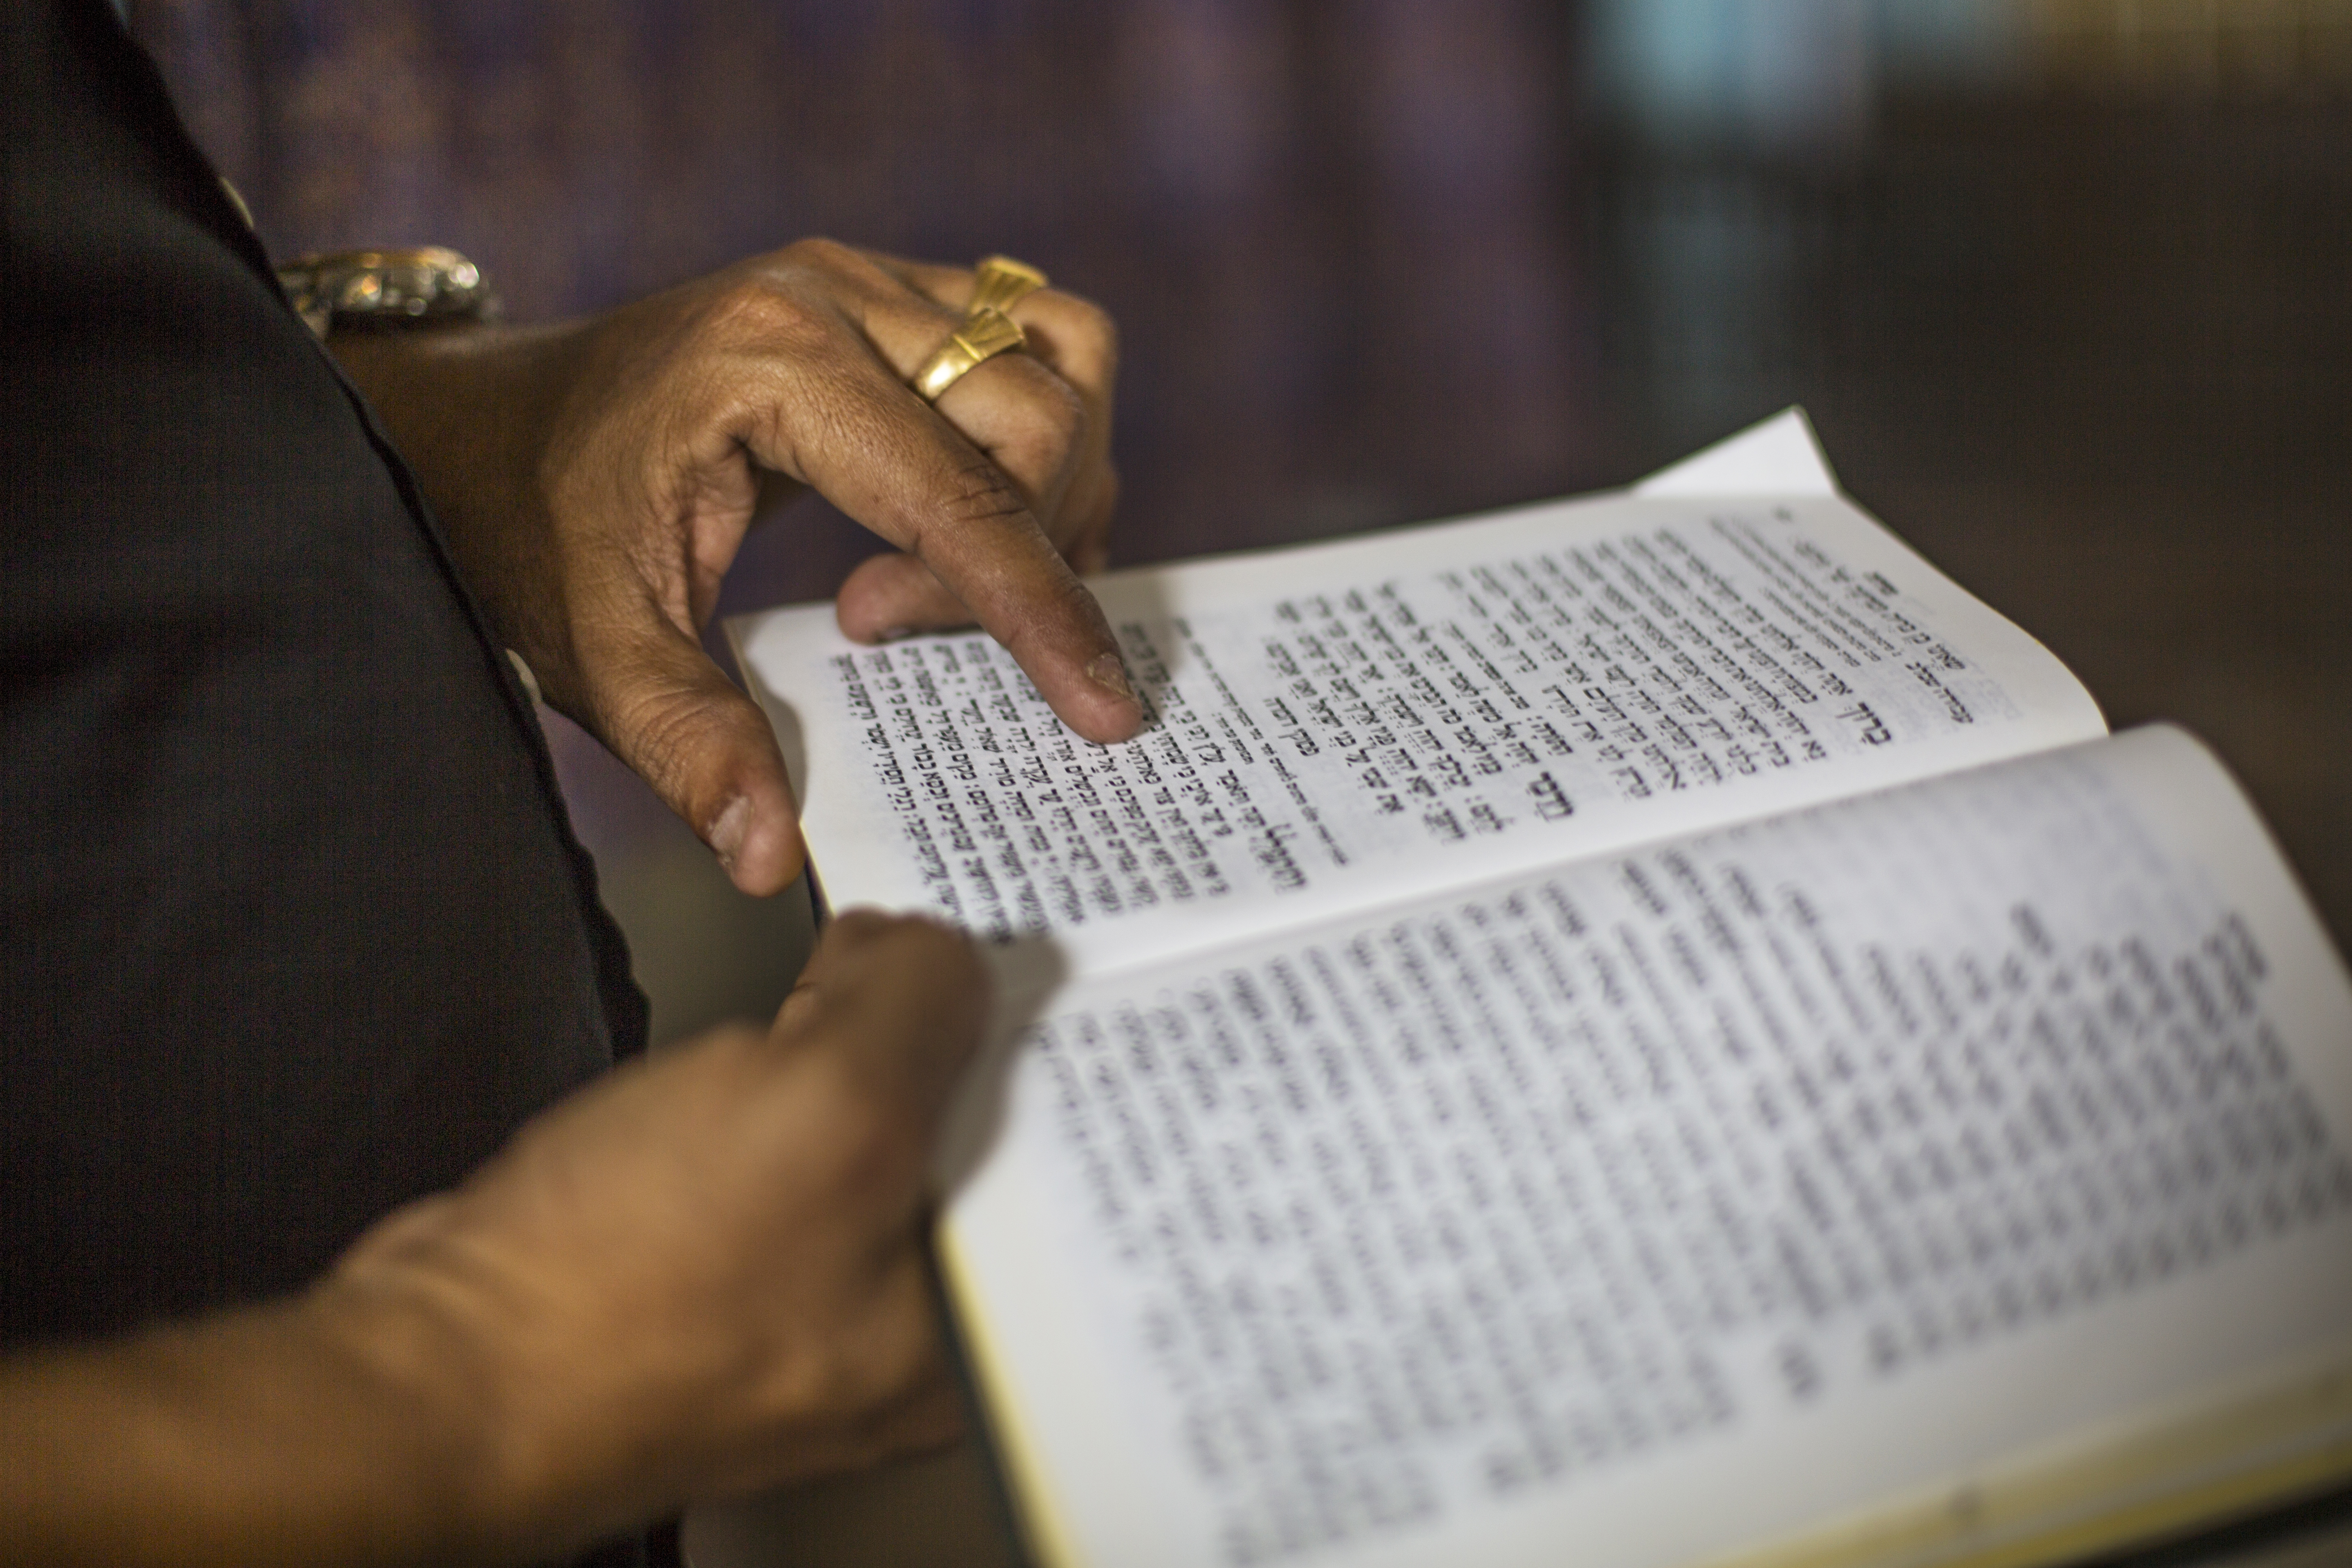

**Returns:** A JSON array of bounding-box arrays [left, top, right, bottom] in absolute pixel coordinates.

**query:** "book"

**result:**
[[726, 410, 2352, 1568]]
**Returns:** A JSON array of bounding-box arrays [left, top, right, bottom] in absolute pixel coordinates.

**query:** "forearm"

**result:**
[[0, 1272, 521, 1567]]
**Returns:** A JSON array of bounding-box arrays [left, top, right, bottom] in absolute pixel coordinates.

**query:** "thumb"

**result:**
[[778, 909, 989, 1134], [572, 617, 804, 896]]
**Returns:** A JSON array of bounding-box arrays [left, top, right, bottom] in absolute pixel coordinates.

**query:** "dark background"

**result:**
[[131, 0, 2352, 1043]]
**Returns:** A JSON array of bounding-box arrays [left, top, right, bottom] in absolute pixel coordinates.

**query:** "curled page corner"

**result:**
[[1633, 406, 1840, 498]]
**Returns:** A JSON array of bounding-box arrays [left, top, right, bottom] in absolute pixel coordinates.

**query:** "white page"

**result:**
[[940, 726, 2352, 1568], [732, 418, 2104, 981], [1631, 406, 1839, 498]]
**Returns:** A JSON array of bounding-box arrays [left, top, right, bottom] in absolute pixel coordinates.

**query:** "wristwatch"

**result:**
[[275, 247, 495, 339]]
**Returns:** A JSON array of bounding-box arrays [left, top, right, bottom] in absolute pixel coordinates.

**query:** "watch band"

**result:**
[[275, 247, 494, 339]]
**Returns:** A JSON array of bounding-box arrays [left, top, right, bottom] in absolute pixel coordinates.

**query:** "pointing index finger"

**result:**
[[865, 444, 1142, 745], [731, 282, 1140, 744]]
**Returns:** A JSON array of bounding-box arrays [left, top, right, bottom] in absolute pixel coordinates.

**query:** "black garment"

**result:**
[[0, 1, 646, 1342], [2, 11, 680, 1560]]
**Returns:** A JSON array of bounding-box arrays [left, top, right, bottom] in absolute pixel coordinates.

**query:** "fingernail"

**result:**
[[709, 795, 751, 870], [1086, 652, 1135, 703], [877, 626, 918, 643]]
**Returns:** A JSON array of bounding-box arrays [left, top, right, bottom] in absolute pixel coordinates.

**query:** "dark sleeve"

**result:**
[[0, 0, 648, 1344]]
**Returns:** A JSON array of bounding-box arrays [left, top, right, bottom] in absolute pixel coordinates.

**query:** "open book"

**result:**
[[728, 411, 2352, 1568]]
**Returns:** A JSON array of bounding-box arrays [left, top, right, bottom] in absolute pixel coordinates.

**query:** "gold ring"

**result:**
[[912, 305, 1027, 403], [968, 254, 1047, 316]]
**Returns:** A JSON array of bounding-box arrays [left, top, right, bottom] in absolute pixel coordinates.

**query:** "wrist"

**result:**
[[278, 247, 495, 340], [296, 1220, 535, 1561], [326, 320, 591, 681], [314, 1190, 685, 1561]]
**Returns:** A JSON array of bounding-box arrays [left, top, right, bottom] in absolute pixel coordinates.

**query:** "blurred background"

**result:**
[[131, 0, 2352, 1045]]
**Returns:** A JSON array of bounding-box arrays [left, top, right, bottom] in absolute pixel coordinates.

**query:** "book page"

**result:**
[[940, 726, 2352, 1568], [734, 472, 2103, 981]]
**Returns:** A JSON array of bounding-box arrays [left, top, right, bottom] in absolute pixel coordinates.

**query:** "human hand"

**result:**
[[332, 241, 1134, 897], [321, 911, 987, 1559]]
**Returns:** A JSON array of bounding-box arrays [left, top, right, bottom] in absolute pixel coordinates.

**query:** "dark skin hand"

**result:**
[[0, 912, 987, 1566], [331, 239, 1138, 897]]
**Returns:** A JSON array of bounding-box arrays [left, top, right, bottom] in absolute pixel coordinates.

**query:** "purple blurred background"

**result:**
[[135, 0, 1601, 552], [131, 0, 2352, 1042]]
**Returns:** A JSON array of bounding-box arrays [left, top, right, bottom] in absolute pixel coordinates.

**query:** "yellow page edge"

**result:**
[[935, 1219, 1092, 1568], [1704, 1345, 2352, 1568]]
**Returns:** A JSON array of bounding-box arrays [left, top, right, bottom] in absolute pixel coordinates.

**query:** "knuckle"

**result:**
[[780, 235, 859, 274], [1027, 367, 1089, 444], [809, 1304, 939, 1418], [773, 238, 898, 310], [609, 681, 724, 804], [885, 915, 986, 994], [935, 456, 1034, 534], [1067, 293, 1119, 360], [817, 1081, 930, 1198], [989, 367, 1086, 472], [858, 1320, 942, 1405], [822, 911, 983, 999], [909, 912, 984, 973], [827, 906, 898, 940], [820, 907, 904, 958], [1035, 290, 1119, 370], [696, 274, 832, 362]]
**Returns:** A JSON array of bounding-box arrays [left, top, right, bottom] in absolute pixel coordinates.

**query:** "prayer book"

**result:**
[[726, 410, 2352, 1568]]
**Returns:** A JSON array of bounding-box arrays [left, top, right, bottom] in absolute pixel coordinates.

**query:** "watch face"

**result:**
[[276, 247, 493, 337]]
